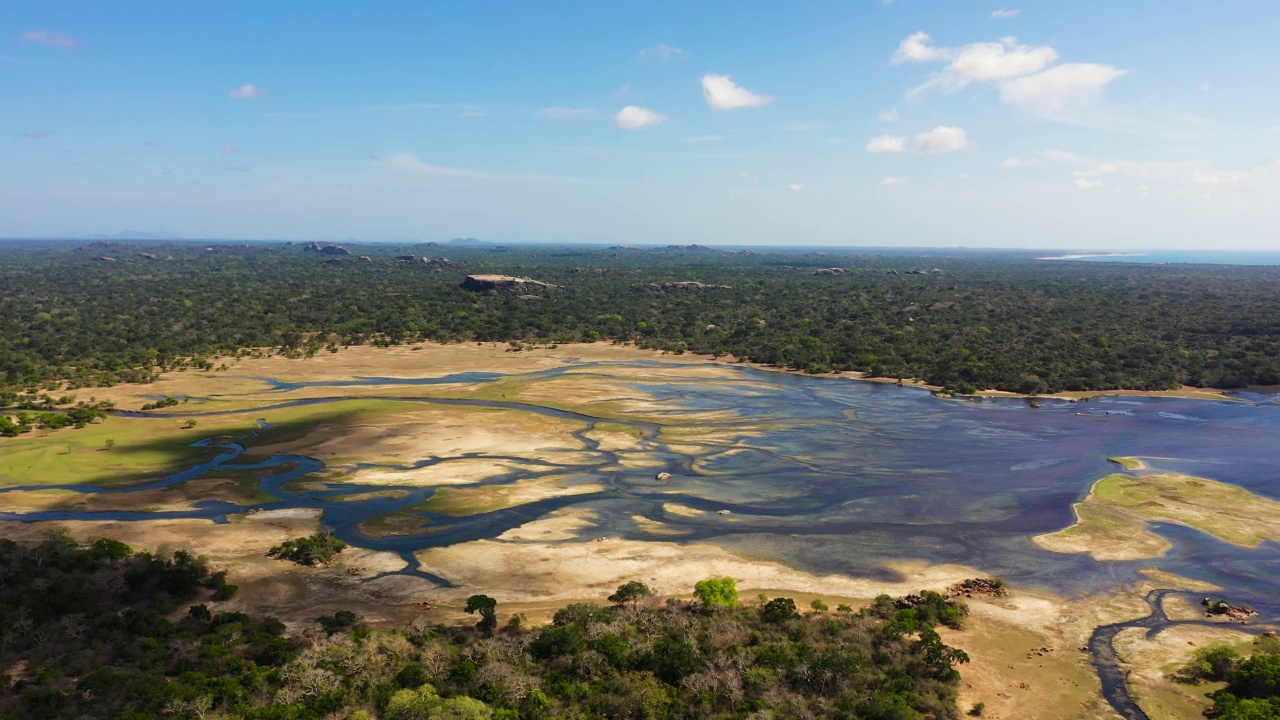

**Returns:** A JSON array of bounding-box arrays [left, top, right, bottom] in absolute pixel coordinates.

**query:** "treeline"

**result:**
[[3, 241, 1280, 394], [0, 534, 974, 719]]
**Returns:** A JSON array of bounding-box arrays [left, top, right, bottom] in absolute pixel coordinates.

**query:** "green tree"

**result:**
[[693, 577, 738, 610], [464, 594, 498, 633], [761, 597, 800, 624], [608, 580, 653, 608]]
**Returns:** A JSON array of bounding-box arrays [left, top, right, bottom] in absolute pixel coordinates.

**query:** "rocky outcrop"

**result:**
[[302, 242, 352, 256], [1203, 597, 1258, 620], [93, 256, 117, 262], [460, 275, 561, 292], [813, 267, 847, 276], [658, 281, 732, 291]]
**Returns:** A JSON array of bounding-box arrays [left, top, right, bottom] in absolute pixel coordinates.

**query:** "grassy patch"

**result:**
[[1107, 456, 1147, 471], [357, 511, 437, 538], [1035, 471, 1280, 560], [330, 489, 411, 503]]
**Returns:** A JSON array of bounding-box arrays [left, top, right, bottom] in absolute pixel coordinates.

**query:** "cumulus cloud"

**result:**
[[896, 33, 1059, 95], [914, 126, 972, 154], [538, 107, 593, 119], [1001, 156, 1035, 168], [998, 63, 1127, 111], [701, 74, 774, 111], [788, 184, 806, 191], [612, 106, 668, 130], [639, 44, 686, 61], [878, 107, 900, 122], [890, 32, 1124, 115], [891, 31, 947, 64], [882, 176, 909, 185], [1075, 177, 1099, 190], [991, 8, 1022, 19], [866, 135, 906, 153], [228, 84, 264, 99], [21, 29, 77, 48]]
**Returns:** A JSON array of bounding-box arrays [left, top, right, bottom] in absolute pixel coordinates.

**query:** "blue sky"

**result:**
[[3, 1, 1279, 248]]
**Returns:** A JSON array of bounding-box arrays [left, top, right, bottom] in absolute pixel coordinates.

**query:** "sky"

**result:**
[[3, 1, 1279, 249]]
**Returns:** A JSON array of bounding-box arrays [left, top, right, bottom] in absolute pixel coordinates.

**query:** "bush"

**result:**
[[693, 577, 738, 610]]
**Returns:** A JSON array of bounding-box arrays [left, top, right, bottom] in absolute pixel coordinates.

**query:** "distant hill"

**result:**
[[445, 237, 490, 246]]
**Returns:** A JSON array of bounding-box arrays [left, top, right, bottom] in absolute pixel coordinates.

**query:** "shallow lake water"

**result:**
[[3, 361, 1278, 623]]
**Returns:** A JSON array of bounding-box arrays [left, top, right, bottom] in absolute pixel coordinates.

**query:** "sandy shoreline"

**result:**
[[75, 340, 1254, 412]]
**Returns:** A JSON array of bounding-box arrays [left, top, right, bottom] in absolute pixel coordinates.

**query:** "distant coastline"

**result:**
[[1037, 252, 1144, 261]]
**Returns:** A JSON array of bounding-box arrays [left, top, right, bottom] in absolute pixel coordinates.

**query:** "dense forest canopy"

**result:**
[[2, 240, 1279, 395], [0, 534, 973, 719]]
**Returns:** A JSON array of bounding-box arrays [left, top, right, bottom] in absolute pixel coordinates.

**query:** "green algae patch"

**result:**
[[1035, 471, 1280, 561]]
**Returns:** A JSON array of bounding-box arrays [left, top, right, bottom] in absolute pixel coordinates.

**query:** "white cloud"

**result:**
[[998, 63, 1126, 111], [897, 33, 1059, 94], [228, 84, 264, 99], [701, 74, 774, 111], [890, 32, 1125, 117], [639, 44, 686, 61], [222, 144, 241, 155], [891, 32, 947, 64], [878, 108, 900, 122], [882, 176, 909, 185], [788, 184, 806, 192], [684, 135, 723, 143], [1075, 177, 1099, 190], [373, 152, 562, 182], [612, 106, 668, 130], [539, 107, 593, 119], [991, 8, 1022, 19], [738, 171, 761, 187], [914, 126, 972, 154], [866, 135, 906, 153], [1001, 149, 1080, 167], [1073, 159, 1261, 186], [21, 29, 77, 49]]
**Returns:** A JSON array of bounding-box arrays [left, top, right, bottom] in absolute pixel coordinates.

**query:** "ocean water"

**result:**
[[1040, 251, 1280, 266]]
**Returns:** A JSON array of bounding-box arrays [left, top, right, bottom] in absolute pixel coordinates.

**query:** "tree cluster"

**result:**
[[1174, 636, 1280, 719], [5, 241, 1278, 396], [0, 536, 975, 719]]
